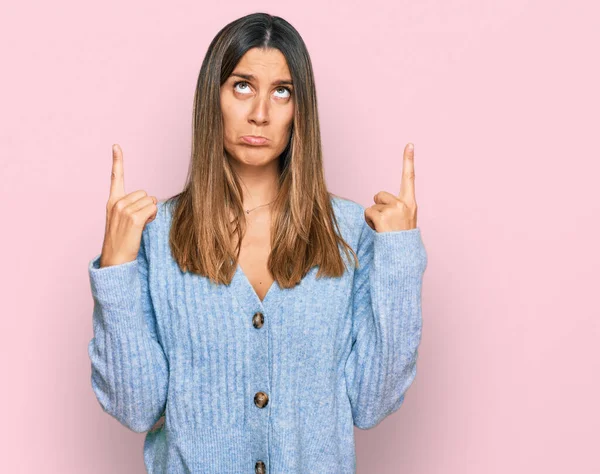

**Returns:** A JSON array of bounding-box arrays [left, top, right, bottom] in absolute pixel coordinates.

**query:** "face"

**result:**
[[220, 47, 295, 169]]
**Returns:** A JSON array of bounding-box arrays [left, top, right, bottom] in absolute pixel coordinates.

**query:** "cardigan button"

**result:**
[[255, 460, 266, 474], [252, 311, 264, 329], [254, 391, 269, 408]]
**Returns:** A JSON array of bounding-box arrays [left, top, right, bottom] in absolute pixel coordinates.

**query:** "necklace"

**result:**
[[245, 199, 276, 214]]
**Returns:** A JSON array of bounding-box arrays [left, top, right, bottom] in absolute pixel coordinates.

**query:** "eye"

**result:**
[[233, 81, 252, 95], [233, 81, 292, 99], [274, 86, 292, 99]]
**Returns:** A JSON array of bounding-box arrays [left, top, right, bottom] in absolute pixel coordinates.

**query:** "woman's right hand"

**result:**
[[100, 144, 158, 268]]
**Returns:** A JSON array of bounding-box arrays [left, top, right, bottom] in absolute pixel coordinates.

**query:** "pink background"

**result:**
[[2, 0, 598, 472]]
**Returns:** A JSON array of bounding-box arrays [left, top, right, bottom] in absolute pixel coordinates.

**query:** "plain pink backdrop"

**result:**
[[2, 0, 598, 473]]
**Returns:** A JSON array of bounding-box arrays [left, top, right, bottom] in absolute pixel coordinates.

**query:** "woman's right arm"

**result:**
[[87, 225, 169, 433], [86, 143, 168, 433]]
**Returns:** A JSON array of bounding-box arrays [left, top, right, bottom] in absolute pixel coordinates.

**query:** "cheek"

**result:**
[[221, 109, 238, 139], [275, 110, 294, 140], [223, 102, 249, 126], [220, 95, 238, 126]]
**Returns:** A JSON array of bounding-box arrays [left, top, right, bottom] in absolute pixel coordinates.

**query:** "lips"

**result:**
[[241, 135, 269, 145]]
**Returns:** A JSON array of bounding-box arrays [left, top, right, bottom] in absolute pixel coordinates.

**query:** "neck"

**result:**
[[229, 157, 280, 210]]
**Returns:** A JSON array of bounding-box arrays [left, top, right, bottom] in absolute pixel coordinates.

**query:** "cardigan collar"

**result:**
[[230, 263, 290, 315]]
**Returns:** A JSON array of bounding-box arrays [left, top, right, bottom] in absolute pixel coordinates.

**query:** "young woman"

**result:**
[[88, 12, 427, 474]]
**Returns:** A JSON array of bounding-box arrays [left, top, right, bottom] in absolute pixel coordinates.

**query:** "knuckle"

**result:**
[[114, 199, 126, 212], [129, 212, 142, 227]]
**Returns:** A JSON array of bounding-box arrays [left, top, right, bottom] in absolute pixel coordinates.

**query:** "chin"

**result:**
[[235, 148, 277, 166]]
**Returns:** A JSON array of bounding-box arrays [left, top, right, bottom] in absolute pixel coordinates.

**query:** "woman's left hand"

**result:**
[[365, 143, 418, 233]]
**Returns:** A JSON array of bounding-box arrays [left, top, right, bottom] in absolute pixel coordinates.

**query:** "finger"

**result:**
[[364, 207, 377, 230], [107, 189, 147, 216], [124, 195, 157, 215], [110, 144, 126, 200], [139, 200, 158, 226], [373, 191, 398, 205], [146, 212, 157, 225], [125, 198, 157, 228], [364, 206, 386, 230], [112, 190, 154, 216], [398, 143, 416, 202]]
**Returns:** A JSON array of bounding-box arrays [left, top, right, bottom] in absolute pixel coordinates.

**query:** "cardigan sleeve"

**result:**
[[344, 216, 427, 430], [87, 226, 169, 433]]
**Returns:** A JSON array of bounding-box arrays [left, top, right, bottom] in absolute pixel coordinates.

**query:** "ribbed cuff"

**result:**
[[372, 227, 428, 270], [88, 253, 145, 333]]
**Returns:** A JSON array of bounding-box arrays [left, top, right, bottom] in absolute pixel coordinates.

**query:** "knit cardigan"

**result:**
[[87, 194, 428, 473]]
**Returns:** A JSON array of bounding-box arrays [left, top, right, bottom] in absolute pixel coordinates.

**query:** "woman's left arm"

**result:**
[[344, 143, 428, 429], [344, 222, 427, 429]]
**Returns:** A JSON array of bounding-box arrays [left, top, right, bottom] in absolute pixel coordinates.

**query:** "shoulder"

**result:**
[[150, 196, 179, 227], [330, 193, 365, 222], [140, 196, 177, 245], [329, 193, 369, 245]]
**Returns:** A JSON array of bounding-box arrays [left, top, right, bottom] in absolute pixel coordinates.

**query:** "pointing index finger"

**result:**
[[399, 143, 415, 201], [110, 144, 125, 199]]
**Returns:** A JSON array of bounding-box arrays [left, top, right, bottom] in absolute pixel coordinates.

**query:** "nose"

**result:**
[[248, 95, 269, 126]]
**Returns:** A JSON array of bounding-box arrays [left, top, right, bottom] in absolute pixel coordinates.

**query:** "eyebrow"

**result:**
[[230, 72, 293, 86]]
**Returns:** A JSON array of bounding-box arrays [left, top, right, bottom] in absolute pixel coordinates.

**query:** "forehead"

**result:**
[[233, 48, 291, 78]]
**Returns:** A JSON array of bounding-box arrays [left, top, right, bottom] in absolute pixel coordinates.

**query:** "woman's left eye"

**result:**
[[274, 86, 292, 98], [233, 81, 291, 98]]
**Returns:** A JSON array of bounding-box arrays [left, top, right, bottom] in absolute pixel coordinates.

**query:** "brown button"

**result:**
[[254, 391, 269, 408], [255, 460, 266, 474], [252, 312, 264, 329]]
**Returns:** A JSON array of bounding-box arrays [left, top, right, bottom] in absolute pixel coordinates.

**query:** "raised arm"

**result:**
[[344, 142, 427, 429], [344, 220, 427, 429], [87, 225, 169, 433], [87, 143, 168, 433]]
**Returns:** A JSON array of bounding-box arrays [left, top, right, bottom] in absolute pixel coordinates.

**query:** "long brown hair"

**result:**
[[164, 12, 358, 288]]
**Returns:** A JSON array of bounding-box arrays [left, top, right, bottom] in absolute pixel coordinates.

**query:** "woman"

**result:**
[[88, 12, 427, 474]]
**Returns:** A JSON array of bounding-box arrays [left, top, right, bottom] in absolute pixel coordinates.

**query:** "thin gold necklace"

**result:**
[[245, 199, 276, 214]]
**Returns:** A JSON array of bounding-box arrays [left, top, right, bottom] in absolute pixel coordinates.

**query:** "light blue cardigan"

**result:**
[[87, 194, 428, 473]]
